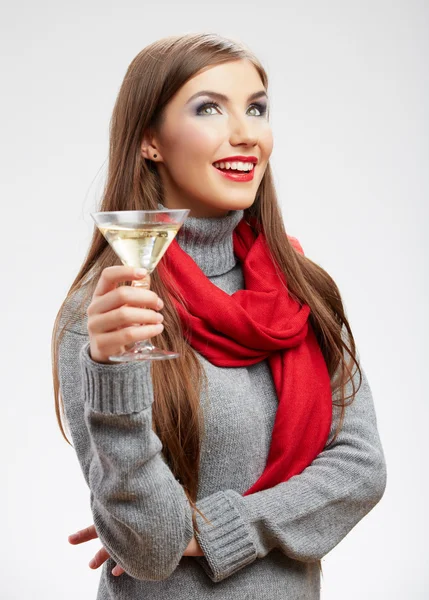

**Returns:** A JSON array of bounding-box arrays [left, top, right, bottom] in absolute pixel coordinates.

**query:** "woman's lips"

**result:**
[[212, 164, 255, 182]]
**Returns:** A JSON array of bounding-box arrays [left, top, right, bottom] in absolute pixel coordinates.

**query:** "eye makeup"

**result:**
[[194, 99, 268, 117]]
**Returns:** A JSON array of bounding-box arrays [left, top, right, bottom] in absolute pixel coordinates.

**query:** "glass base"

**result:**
[[108, 345, 179, 362]]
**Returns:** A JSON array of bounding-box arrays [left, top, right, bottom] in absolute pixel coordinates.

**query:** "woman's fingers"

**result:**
[[88, 279, 161, 319], [89, 546, 125, 577], [87, 265, 166, 363], [88, 546, 110, 569], [112, 565, 125, 576], [89, 305, 164, 335], [91, 323, 165, 360], [93, 266, 148, 298], [68, 525, 125, 577], [68, 524, 98, 544]]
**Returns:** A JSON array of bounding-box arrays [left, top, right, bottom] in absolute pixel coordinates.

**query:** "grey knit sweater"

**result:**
[[58, 205, 387, 599]]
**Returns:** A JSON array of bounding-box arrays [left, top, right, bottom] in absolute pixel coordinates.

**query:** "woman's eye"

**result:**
[[196, 101, 267, 117], [197, 103, 218, 115], [196, 102, 220, 116], [248, 104, 264, 116]]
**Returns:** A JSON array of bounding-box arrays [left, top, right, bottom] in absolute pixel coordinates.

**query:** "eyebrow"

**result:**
[[186, 89, 268, 105]]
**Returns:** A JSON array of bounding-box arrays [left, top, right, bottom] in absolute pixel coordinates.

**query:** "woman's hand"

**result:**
[[87, 266, 165, 364], [183, 535, 205, 557], [68, 525, 126, 576], [68, 524, 204, 577]]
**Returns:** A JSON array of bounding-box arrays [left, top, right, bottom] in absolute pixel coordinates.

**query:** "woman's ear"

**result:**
[[141, 131, 162, 162]]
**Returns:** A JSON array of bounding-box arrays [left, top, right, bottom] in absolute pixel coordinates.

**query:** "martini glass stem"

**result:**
[[125, 275, 155, 353]]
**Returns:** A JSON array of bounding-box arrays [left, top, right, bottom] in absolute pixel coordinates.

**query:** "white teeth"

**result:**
[[213, 161, 255, 171]]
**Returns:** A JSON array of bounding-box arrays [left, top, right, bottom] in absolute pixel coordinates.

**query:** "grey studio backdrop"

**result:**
[[1, 1, 427, 598]]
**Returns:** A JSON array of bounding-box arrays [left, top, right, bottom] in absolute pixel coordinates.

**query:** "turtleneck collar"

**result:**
[[157, 202, 244, 277]]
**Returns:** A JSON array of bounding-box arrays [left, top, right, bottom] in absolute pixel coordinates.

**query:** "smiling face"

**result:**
[[141, 59, 273, 217]]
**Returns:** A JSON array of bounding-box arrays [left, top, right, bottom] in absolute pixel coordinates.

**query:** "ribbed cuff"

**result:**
[[193, 490, 257, 582], [79, 341, 154, 414]]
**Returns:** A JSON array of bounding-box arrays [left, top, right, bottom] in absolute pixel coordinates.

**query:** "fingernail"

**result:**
[[89, 559, 96, 568], [135, 268, 147, 277], [157, 298, 164, 309], [68, 534, 78, 542]]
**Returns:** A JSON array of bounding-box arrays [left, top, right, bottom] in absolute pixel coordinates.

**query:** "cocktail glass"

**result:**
[[91, 209, 189, 362]]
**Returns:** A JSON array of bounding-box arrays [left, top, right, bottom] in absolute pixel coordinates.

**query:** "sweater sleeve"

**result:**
[[58, 328, 195, 581], [192, 362, 387, 582]]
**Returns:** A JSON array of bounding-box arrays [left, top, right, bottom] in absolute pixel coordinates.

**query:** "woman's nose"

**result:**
[[228, 115, 258, 147]]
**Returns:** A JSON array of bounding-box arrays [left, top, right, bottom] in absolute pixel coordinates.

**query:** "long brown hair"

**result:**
[[51, 33, 361, 546]]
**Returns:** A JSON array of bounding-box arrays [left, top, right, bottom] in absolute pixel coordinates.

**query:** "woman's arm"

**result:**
[[59, 297, 386, 584], [191, 363, 387, 582], [58, 328, 195, 581]]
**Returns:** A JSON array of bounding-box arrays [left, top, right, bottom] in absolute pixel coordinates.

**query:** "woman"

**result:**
[[52, 32, 387, 599]]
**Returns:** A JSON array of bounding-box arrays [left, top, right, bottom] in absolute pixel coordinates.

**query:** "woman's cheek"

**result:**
[[182, 125, 220, 160], [260, 126, 274, 157]]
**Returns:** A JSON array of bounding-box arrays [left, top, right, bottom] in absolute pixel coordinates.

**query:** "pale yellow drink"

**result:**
[[99, 223, 180, 271]]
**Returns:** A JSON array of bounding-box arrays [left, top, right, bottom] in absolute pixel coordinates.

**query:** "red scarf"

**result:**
[[159, 217, 332, 496]]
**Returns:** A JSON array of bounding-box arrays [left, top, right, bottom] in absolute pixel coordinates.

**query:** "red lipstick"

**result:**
[[212, 155, 258, 182], [214, 155, 258, 164]]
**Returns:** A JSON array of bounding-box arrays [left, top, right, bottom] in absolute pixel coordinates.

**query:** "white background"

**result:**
[[1, 1, 427, 598]]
